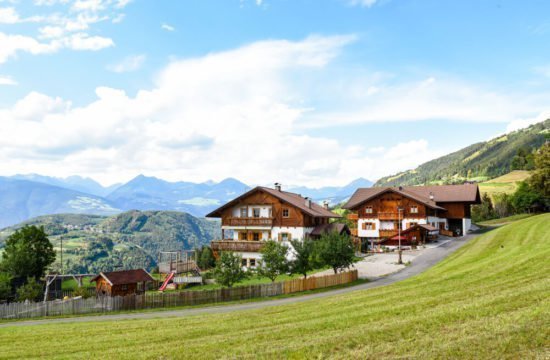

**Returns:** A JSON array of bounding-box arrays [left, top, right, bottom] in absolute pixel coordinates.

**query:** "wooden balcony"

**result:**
[[378, 212, 400, 220], [222, 217, 274, 227], [211, 240, 265, 253], [347, 213, 358, 220]]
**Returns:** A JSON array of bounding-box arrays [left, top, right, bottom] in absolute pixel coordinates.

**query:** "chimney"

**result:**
[[305, 197, 312, 208], [429, 192, 434, 201], [323, 200, 329, 210], [274, 182, 281, 191]]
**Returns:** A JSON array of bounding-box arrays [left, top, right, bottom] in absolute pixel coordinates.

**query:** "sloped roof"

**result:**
[[343, 183, 480, 210], [343, 187, 444, 210], [402, 184, 481, 203], [206, 186, 340, 218], [309, 222, 350, 237], [91, 269, 154, 286]]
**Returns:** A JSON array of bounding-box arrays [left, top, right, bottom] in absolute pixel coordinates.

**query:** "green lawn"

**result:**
[[478, 213, 535, 226], [1, 214, 548, 359]]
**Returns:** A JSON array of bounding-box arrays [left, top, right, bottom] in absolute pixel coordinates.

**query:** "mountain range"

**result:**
[[0, 174, 372, 228]]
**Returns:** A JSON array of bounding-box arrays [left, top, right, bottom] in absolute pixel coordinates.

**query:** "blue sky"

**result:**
[[0, 0, 549, 187]]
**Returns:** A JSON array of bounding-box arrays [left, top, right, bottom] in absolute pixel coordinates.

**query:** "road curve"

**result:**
[[0, 234, 476, 328]]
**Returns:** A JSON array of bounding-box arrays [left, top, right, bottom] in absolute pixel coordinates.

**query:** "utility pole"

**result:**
[[398, 207, 403, 265], [60, 237, 64, 275]]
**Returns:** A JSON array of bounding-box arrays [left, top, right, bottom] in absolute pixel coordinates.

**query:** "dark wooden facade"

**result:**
[[94, 277, 143, 297], [355, 192, 438, 220], [218, 191, 330, 229]]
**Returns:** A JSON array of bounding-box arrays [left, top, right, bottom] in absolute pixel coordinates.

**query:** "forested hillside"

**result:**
[[0, 211, 220, 274], [375, 120, 549, 186]]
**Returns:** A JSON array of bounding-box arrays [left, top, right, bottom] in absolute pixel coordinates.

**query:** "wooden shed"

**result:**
[[91, 269, 154, 297]]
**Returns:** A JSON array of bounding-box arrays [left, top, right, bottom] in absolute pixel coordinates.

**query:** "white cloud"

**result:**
[[506, 110, 550, 133], [0, 34, 545, 187], [161, 23, 175, 32], [0, 0, 125, 63], [0, 7, 19, 23], [300, 75, 548, 128], [107, 54, 146, 73], [0, 75, 17, 85], [348, 0, 378, 8]]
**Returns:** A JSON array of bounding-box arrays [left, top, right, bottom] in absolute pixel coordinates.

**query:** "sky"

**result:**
[[0, 0, 549, 188]]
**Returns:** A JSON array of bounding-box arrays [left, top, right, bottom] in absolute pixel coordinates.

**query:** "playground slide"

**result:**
[[159, 272, 175, 291]]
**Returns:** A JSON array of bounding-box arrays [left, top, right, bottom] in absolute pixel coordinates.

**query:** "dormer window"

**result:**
[[410, 206, 418, 214], [365, 206, 373, 214], [240, 207, 247, 218]]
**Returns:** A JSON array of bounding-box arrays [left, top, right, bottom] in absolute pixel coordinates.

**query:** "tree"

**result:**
[[493, 193, 513, 218], [510, 181, 543, 213], [0, 272, 12, 301], [528, 142, 549, 200], [1, 226, 56, 282], [471, 193, 495, 222], [197, 246, 216, 270], [212, 252, 248, 288], [256, 241, 288, 282], [16, 277, 42, 302], [290, 238, 316, 279], [314, 232, 355, 274]]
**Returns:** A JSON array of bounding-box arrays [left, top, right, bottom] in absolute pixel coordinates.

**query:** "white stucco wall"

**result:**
[[357, 219, 380, 237], [402, 218, 427, 230], [463, 218, 472, 235]]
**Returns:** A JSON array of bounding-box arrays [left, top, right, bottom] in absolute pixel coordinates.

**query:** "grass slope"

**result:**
[[478, 170, 531, 198], [1, 214, 548, 359]]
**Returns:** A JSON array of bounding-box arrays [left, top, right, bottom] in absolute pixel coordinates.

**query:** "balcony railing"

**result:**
[[222, 217, 274, 227], [211, 240, 265, 253], [378, 212, 400, 220], [347, 213, 358, 220]]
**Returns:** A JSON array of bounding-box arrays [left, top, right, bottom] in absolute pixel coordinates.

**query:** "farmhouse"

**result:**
[[343, 184, 481, 248], [91, 269, 154, 296], [206, 183, 342, 267]]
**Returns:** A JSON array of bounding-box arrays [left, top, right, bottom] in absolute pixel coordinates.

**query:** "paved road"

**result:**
[[0, 234, 476, 328]]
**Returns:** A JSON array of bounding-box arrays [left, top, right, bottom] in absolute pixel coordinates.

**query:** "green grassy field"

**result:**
[[1, 214, 549, 359], [479, 170, 531, 197], [478, 213, 535, 226]]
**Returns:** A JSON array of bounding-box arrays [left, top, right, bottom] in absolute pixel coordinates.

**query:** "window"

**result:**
[[282, 208, 290, 218], [280, 233, 290, 242], [121, 284, 128, 291], [408, 222, 417, 228], [253, 208, 260, 218], [365, 206, 373, 214], [253, 232, 260, 241], [362, 222, 376, 230], [410, 206, 418, 214], [240, 207, 247, 218], [241, 258, 248, 267], [249, 259, 256, 267], [239, 232, 247, 241]]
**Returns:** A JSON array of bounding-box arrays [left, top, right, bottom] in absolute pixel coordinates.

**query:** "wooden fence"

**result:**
[[0, 270, 358, 320]]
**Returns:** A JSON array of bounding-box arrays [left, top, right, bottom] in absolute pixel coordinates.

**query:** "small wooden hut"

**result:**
[[91, 269, 154, 297]]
